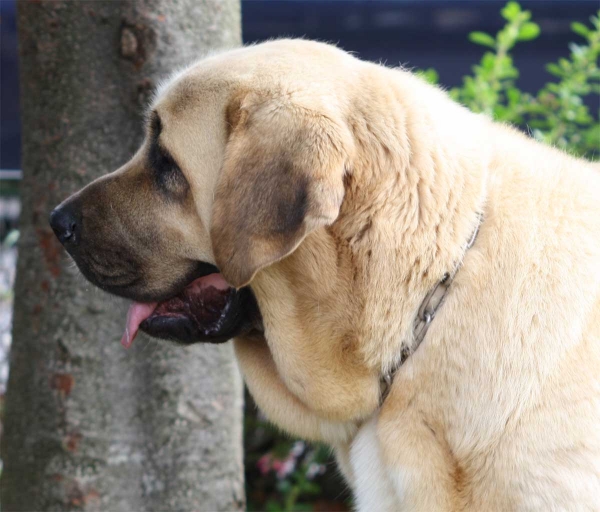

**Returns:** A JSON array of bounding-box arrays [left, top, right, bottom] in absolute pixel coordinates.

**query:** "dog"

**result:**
[[50, 39, 600, 510]]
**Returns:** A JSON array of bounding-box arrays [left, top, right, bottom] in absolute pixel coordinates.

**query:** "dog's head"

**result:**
[[50, 40, 358, 352]]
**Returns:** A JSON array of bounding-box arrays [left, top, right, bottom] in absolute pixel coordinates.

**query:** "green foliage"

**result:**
[[415, 67, 439, 86], [448, 2, 599, 159]]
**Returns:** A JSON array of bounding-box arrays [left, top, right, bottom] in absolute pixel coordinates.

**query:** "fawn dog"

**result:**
[[51, 40, 600, 510]]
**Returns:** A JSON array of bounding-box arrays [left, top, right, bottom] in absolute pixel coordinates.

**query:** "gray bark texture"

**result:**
[[1, 2, 243, 511]]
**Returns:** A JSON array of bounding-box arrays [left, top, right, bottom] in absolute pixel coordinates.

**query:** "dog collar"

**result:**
[[380, 214, 483, 404]]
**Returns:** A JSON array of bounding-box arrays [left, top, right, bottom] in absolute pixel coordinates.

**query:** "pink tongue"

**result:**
[[121, 302, 157, 349], [120, 273, 231, 349], [188, 272, 230, 292]]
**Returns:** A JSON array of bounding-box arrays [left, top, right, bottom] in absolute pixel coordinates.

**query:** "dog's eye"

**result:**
[[146, 112, 189, 198], [148, 140, 189, 198]]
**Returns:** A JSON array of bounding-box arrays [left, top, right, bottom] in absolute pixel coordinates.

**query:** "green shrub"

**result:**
[[422, 1, 599, 159]]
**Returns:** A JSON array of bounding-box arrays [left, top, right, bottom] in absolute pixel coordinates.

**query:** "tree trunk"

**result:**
[[1, 2, 243, 511]]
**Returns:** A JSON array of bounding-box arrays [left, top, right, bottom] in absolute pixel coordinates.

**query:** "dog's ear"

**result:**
[[211, 91, 353, 288]]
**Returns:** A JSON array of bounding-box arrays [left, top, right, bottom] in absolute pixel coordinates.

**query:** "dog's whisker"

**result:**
[[139, 337, 153, 353]]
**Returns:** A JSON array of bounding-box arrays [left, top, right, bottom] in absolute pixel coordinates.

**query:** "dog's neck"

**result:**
[[340, 64, 490, 372], [247, 65, 491, 426]]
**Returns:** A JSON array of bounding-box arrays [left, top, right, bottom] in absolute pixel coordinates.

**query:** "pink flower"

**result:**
[[276, 457, 296, 479], [256, 454, 273, 475], [306, 462, 326, 480], [290, 441, 305, 459]]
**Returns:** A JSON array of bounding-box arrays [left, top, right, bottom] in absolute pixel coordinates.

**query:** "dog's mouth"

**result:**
[[122, 273, 262, 348]]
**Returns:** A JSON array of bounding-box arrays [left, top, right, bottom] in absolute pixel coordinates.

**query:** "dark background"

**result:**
[[2, 0, 599, 171]]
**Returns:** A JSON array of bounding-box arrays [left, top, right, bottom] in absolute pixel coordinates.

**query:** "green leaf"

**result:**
[[506, 87, 521, 104], [416, 68, 439, 85], [266, 501, 283, 512], [469, 31, 496, 48], [546, 63, 563, 77], [277, 480, 292, 493], [559, 58, 572, 71], [518, 22, 540, 41], [301, 482, 321, 494], [501, 1, 521, 22], [568, 42, 585, 58], [571, 21, 590, 38], [481, 52, 496, 71]]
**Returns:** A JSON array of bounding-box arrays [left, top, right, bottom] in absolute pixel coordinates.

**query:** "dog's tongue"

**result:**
[[120, 273, 231, 349], [121, 302, 157, 349]]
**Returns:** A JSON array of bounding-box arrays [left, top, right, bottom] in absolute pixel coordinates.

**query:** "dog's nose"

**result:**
[[49, 203, 81, 246]]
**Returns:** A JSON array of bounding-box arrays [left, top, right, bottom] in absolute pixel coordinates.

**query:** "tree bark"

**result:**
[[1, 2, 243, 511]]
